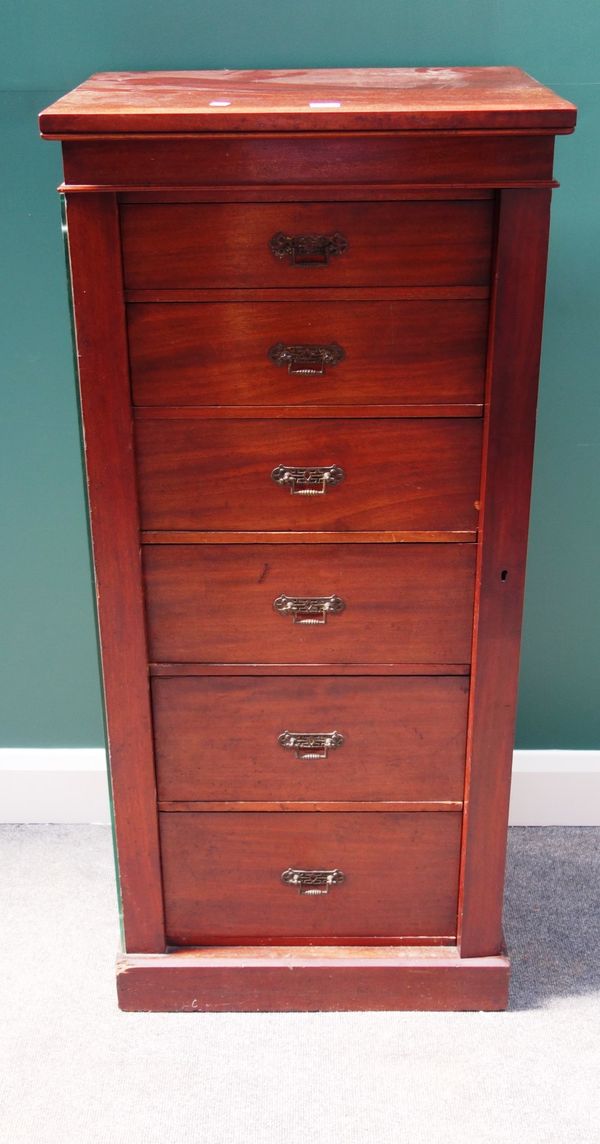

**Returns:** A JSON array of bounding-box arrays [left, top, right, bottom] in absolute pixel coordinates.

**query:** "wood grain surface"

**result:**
[[142, 542, 476, 664], [42, 64, 576, 1013], [61, 134, 557, 190], [459, 189, 554, 957], [127, 299, 488, 407], [63, 194, 165, 952], [121, 201, 493, 288], [116, 945, 509, 1011], [135, 418, 482, 532], [149, 662, 471, 677], [158, 801, 463, 812], [39, 68, 576, 135], [151, 675, 469, 802], [159, 810, 462, 941]]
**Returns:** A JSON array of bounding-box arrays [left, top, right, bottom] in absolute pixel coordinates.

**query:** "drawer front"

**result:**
[[153, 675, 469, 802], [143, 543, 476, 663], [128, 300, 489, 408], [159, 811, 462, 941], [136, 418, 482, 532], [121, 201, 493, 289]]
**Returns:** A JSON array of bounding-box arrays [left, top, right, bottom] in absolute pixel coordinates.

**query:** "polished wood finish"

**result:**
[[135, 418, 482, 532], [44, 68, 574, 1011], [63, 195, 165, 952], [127, 287, 490, 304], [152, 675, 469, 802], [142, 530, 477, 544], [120, 188, 496, 204], [159, 811, 462, 942], [135, 406, 484, 421], [39, 68, 576, 135], [127, 285, 491, 300], [117, 944, 510, 1012], [121, 201, 493, 289], [459, 189, 554, 957], [150, 662, 471, 677], [127, 299, 488, 408], [143, 543, 476, 664], [59, 134, 558, 190], [158, 801, 463, 812]]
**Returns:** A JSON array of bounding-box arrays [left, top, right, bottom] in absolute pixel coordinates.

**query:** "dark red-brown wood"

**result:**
[[142, 543, 476, 664], [134, 406, 484, 421], [134, 418, 482, 532], [120, 189, 496, 204], [158, 801, 463, 812], [121, 201, 493, 289], [127, 299, 488, 407], [43, 67, 575, 1011], [59, 133, 558, 190], [142, 531, 476, 543], [119, 189, 496, 206], [149, 662, 471, 677], [116, 945, 510, 1011], [39, 68, 577, 136], [63, 194, 165, 952], [459, 189, 553, 957], [152, 675, 469, 802], [159, 811, 462, 942]]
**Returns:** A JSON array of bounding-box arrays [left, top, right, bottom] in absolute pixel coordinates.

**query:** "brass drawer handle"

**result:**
[[268, 342, 345, 376], [271, 464, 345, 496], [269, 232, 348, 265], [281, 868, 345, 895], [278, 730, 344, 760], [273, 594, 345, 625]]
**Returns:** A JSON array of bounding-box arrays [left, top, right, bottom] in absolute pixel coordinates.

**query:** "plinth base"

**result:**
[[116, 944, 510, 1012]]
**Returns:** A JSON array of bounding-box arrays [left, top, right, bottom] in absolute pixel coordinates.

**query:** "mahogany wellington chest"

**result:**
[[40, 68, 576, 1012]]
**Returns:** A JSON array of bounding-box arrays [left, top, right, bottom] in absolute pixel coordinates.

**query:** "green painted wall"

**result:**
[[1, 3, 598, 747]]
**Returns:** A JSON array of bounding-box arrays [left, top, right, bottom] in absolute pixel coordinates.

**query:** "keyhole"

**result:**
[[500, 570, 509, 582]]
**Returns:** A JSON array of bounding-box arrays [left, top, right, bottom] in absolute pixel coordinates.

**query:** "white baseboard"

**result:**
[[0, 748, 599, 826], [0, 749, 110, 825], [509, 750, 600, 825]]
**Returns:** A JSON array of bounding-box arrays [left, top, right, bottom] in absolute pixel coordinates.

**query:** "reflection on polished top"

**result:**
[[39, 67, 577, 135]]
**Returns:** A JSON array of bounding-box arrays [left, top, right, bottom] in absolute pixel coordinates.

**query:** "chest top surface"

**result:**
[[39, 67, 576, 136]]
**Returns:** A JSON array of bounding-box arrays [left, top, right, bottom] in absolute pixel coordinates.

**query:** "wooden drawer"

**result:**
[[128, 300, 488, 408], [159, 811, 462, 941], [153, 675, 468, 802], [121, 201, 493, 289], [136, 418, 481, 533], [143, 543, 476, 664]]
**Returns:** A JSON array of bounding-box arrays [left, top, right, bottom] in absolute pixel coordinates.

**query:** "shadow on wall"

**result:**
[[505, 826, 600, 1009]]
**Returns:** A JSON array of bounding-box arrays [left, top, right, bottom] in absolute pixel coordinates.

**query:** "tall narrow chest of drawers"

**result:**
[[40, 68, 576, 1012]]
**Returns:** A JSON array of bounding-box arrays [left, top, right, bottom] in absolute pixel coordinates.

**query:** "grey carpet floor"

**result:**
[[1, 825, 599, 1144]]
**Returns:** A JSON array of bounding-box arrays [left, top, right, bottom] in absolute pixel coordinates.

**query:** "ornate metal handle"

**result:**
[[268, 342, 345, 376], [271, 464, 345, 496], [281, 868, 345, 895], [269, 232, 348, 265], [278, 730, 344, 760], [273, 594, 345, 625]]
